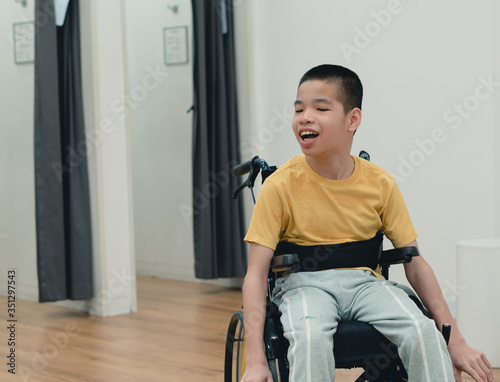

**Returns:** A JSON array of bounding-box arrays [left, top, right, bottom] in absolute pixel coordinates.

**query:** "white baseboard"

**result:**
[[0, 277, 38, 302]]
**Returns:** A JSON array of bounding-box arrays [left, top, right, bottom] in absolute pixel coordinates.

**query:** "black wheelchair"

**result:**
[[224, 153, 451, 382]]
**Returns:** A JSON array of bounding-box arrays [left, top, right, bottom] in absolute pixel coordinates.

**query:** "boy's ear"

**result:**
[[348, 108, 362, 133]]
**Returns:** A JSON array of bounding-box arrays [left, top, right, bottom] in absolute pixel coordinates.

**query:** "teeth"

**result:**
[[300, 130, 318, 137]]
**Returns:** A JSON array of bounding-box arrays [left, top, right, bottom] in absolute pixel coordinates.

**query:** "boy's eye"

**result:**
[[295, 109, 303, 113], [317, 108, 329, 112]]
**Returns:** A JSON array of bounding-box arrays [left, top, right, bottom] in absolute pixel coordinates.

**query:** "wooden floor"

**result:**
[[0, 277, 497, 381]]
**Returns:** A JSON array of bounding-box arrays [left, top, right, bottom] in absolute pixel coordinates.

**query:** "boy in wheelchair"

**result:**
[[240, 65, 493, 381]]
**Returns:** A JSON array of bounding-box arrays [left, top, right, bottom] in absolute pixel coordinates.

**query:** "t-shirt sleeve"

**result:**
[[381, 181, 418, 248], [244, 180, 286, 250]]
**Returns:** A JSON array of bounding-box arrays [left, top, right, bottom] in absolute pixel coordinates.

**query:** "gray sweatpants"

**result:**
[[271, 269, 454, 382]]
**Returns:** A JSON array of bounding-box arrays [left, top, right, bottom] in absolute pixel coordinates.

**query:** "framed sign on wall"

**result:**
[[163, 26, 188, 65], [13, 21, 34, 64]]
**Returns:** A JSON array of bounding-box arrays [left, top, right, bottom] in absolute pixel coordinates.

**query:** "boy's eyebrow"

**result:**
[[293, 98, 334, 106]]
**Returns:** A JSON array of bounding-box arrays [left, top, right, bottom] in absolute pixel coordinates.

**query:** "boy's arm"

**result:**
[[240, 242, 275, 382], [403, 240, 494, 382]]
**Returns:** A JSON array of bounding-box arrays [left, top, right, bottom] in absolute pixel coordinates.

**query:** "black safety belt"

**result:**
[[274, 232, 384, 272]]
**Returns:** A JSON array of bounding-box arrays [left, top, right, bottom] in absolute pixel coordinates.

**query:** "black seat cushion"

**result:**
[[334, 320, 399, 368]]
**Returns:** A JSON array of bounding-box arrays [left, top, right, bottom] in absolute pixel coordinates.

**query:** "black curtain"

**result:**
[[191, 0, 247, 278], [34, 0, 93, 301]]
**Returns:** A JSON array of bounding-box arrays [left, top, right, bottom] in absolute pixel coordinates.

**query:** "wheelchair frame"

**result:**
[[225, 154, 450, 382]]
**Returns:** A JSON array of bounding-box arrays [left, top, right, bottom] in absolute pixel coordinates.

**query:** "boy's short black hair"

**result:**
[[299, 64, 363, 114]]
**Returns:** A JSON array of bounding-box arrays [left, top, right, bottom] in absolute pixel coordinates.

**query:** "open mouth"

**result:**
[[300, 130, 319, 141]]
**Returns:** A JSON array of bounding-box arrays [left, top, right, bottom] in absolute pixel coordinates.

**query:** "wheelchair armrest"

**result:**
[[379, 246, 419, 280], [271, 254, 300, 273], [379, 246, 419, 266]]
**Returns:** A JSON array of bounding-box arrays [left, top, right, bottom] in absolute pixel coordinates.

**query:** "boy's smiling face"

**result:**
[[292, 80, 359, 160]]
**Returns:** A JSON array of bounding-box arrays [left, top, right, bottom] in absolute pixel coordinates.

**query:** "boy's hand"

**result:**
[[240, 363, 273, 382], [448, 340, 494, 382]]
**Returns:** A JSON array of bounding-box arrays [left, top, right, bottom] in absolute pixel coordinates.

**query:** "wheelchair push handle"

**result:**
[[232, 156, 271, 200], [233, 157, 257, 177]]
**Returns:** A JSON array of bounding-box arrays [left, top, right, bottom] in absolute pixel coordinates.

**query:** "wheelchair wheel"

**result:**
[[224, 311, 246, 382], [224, 311, 281, 382]]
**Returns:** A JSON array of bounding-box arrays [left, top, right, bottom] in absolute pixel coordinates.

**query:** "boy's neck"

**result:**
[[305, 153, 355, 180]]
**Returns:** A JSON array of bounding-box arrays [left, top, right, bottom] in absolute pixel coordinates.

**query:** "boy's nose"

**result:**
[[299, 112, 315, 124]]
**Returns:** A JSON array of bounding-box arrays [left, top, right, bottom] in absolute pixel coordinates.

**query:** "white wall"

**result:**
[[80, 0, 137, 316], [124, 0, 195, 281], [0, 1, 38, 300], [234, 0, 500, 314], [493, 0, 500, 238]]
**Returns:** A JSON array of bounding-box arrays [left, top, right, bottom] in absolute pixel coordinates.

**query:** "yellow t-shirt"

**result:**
[[245, 155, 417, 254]]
